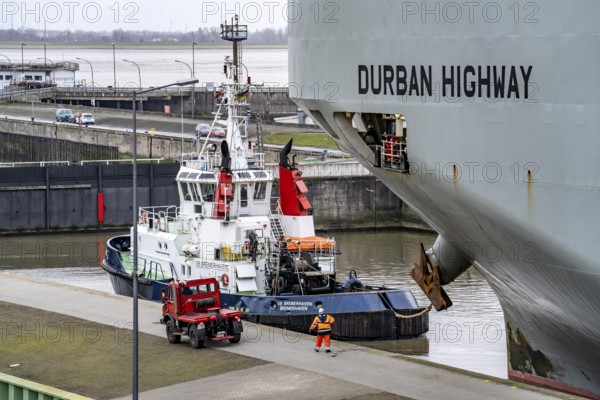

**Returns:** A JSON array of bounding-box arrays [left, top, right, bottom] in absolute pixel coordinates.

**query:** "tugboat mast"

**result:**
[[220, 15, 248, 85]]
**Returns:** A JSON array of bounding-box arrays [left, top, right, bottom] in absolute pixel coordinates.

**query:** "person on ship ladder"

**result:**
[[309, 307, 335, 353]]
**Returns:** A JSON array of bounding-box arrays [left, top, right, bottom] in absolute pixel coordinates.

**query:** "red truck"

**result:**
[[160, 278, 243, 348]]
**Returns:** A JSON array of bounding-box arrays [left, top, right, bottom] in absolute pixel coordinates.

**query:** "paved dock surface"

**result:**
[[0, 272, 583, 400]]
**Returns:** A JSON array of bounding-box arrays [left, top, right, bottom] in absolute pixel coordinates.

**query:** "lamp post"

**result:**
[[21, 43, 26, 79], [36, 57, 55, 82], [110, 42, 116, 90], [192, 42, 197, 119], [123, 59, 141, 89], [37, 57, 56, 105], [174, 59, 192, 76], [76, 57, 95, 88], [0, 54, 13, 88], [175, 60, 192, 117], [124, 59, 142, 112], [43, 43, 47, 81], [129, 77, 198, 400]]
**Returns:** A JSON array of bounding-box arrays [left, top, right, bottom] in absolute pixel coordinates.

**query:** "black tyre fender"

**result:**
[[165, 320, 180, 344], [189, 325, 205, 349], [276, 276, 286, 292]]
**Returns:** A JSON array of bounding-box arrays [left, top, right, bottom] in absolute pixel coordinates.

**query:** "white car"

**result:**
[[76, 113, 95, 125]]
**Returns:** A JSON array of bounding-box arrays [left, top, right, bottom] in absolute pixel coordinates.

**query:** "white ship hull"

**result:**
[[289, 1, 600, 398]]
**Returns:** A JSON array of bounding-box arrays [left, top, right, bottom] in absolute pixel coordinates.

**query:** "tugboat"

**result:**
[[101, 16, 429, 340]]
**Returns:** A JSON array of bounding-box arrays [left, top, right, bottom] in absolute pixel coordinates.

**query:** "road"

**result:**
[[0, 102, 200, 139], [0, 102, 325, 139]]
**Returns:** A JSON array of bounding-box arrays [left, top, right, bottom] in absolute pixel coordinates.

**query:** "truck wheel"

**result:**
[[166, 320, 180, 344], [230, 332, 241, 344], [189, 326, 205, 349]]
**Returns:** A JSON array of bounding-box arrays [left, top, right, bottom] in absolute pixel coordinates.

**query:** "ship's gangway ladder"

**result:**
[[269, 214, 284, 241], [255, 112, 265, 153], [265, 209, 287, 295]]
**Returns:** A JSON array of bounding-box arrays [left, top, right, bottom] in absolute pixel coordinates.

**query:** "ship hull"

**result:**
[[102, 235, 429, 340], [289, 1, 600, 398]]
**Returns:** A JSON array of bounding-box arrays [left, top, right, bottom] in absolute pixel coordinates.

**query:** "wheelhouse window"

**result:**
[[180, 182, 191, 201], [199, 183, 215, 202], [240, 184, 248, 207], [189, 183, 200, 202], [254, 182, 266, 200]]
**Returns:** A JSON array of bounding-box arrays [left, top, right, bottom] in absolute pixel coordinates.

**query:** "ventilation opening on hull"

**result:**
[[336, 112, 409, 173]]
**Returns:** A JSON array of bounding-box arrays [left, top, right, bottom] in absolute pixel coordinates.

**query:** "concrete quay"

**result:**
[[0, 272, 583, 400]]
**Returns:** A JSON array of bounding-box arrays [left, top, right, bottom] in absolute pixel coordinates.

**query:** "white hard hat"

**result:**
[[318, 308, 325, 314]]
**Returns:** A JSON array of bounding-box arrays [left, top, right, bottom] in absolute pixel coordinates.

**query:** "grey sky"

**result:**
[[1, 0, 289, 32]]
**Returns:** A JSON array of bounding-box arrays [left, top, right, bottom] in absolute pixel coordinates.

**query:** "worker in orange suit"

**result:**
[[310, 307, 335, 353]]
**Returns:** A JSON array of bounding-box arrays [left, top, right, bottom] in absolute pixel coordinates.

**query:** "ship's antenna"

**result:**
[[220, 15, 248, 85]]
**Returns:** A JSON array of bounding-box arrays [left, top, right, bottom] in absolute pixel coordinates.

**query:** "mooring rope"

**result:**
[[394, 304, 432, 319], [378, 290, 433, 319]]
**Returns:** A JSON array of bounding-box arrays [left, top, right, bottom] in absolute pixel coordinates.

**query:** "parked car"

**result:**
[[209, 126, 226, 138], [194, 123, 210, 136], [55, 109, 75, 123], [76, 113, 95, 125]]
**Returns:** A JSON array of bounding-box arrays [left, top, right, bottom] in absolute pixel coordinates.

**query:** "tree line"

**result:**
[[0, 26, 288, 44]]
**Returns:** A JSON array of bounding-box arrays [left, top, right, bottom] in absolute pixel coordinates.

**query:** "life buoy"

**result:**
[[221, 272, 229, 286]]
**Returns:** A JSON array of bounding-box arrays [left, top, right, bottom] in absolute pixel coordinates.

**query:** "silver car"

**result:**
[[194, 123, 210, 136]]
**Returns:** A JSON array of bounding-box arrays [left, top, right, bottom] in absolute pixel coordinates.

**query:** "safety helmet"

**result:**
[[318, 308, 325, 314]]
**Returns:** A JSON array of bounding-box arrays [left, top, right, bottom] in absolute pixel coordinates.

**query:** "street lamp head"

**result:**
[[175, 78, 199, 86]]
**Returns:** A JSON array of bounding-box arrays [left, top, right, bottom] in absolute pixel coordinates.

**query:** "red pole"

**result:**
[[97, 193, 105, 222]]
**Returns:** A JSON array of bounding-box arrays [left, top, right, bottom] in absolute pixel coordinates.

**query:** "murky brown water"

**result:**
[[0, 229, 506, 378]]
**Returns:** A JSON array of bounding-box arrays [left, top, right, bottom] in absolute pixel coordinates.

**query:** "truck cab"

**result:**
[[160, 278, 243, 348]]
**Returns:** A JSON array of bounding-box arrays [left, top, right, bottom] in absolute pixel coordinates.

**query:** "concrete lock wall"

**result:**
[[0, 164, 427, 234], [0, 132, 118, 162], [0, 119, 195, 159]]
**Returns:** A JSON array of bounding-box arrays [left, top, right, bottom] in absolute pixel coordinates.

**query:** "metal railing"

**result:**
[[183, 153, 221, 171], [139, 205, 179, 233], [79, 158, 165, 165], [379, 140, 409, 172], [0, 161, 70, 168]]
